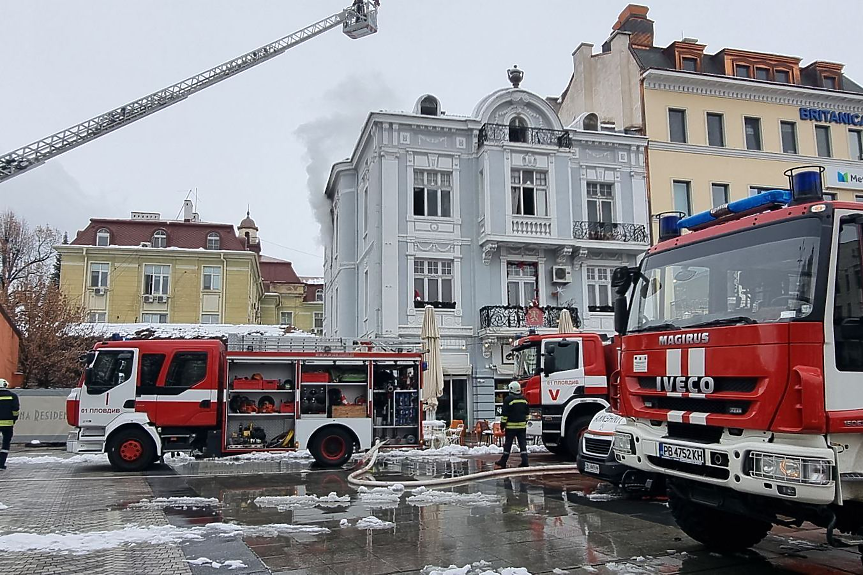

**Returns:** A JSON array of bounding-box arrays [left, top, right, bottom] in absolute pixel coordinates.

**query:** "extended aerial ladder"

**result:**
[[0, 1, 379, 184]]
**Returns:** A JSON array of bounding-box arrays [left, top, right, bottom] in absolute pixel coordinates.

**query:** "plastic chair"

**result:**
[[491, 422, 506, 446], [446, 419, 465, 445], [474, 420, 490, 445]]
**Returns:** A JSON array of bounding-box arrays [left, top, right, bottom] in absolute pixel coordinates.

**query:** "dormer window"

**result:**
[[681, 57, 698, 72], [775, 69, 791, 83], [152, 229, 167, 248], [206, 232, 220, 250], [96, 228, 110, 246], [755, 67, 770, 81], [583, 113, 599, 131], [419, 96, 439, 116], [315, 288, 324, 302], [823, 75, 838, 90], [509, 117, 528, 143], [735, 64, 751, 78]]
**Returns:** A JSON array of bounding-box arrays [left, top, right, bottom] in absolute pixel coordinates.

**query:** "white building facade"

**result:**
[[323, 69, 648, 424]]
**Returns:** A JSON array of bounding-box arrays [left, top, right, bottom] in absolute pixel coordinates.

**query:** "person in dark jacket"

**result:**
[[495, 381, 530, 469], [0, 379, 19, 470]]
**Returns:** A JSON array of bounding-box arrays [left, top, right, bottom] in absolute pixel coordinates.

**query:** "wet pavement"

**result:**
[[0, 448, 861, 574]]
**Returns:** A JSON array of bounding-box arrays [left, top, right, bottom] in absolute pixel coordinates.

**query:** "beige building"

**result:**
[[558, 4, 863, 233], [59, 203, 323, 329]]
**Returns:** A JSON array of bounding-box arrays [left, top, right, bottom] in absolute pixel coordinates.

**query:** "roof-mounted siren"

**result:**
[[656, 211, 685, 241], [786, 165, 825, 205], [343, 1, 379, 39]]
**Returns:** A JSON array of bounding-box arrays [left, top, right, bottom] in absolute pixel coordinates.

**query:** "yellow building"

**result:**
[[558, 5, 863, 236]]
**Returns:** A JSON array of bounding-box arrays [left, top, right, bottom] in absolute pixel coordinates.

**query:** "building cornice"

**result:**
[[54, 245, 261, 261], [649, 140, 863, 168], [643, 69, 863, 112]]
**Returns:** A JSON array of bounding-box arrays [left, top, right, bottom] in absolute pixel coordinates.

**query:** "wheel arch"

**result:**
[[560, 397, 609, 437], [308, 423, 361, 451], [105, 419, 161, 456]]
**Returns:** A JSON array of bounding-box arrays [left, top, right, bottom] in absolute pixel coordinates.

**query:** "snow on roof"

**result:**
[[82, 323, 313, 340], [300, 276, 324, 285]]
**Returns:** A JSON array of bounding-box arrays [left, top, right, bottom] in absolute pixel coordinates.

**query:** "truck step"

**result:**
[[840, 473, 863, 482]]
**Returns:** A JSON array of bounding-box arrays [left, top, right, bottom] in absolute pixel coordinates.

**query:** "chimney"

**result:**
[[613, 4, 654, 49], [182, 199, 193, 222]]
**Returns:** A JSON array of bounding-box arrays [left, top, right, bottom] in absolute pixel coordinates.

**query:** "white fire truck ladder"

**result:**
[[0, 1, 379, 184]]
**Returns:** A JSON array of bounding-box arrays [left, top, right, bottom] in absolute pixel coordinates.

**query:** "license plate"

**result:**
[[658, 443, 704, 465], [584, 462, 600, 474]]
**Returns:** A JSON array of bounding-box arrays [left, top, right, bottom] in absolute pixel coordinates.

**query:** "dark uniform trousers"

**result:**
[[497, 393, 529, 467], [0, 390, 20, 469]]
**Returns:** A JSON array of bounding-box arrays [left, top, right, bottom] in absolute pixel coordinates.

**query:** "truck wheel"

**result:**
[[542, 436, 568, 456], [564, 416, 592, 460], [310, 428, 354, 467], [668, 488, 770, 551], [107, 429, 155, 472]]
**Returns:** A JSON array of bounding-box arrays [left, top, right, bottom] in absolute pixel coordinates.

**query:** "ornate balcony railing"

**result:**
[[572, 221, 649, 243], [478, 123, 572, 149], [479, 305, 581, 330]]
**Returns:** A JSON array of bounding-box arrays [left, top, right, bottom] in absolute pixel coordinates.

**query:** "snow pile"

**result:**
[[225, 450, 313, 462], [407, 489, 502, 508], [357, 486, 403, 508], [0, 503, 7, 511], [355, 516, 395, 530], [254, 492, 349, 510], [421, 561, 531, 575], [572, 489, 626, 502], [601, 562, 655, 574], [381, 443, 548, 460], [0, 522, 329, 555], [187, 557, 247, 570], [339, 519, 349, 528], [79, 322, 311, 339], [29, 440, 41, 446], [129, 497, 220, 510], [9, 453, 108, 465]]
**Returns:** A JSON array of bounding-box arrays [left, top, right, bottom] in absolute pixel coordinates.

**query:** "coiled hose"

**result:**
[[348, 440, 581, 488]]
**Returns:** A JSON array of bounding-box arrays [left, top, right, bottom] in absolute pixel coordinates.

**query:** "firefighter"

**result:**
[[495, 381, 529, 469], [0, 378, 19, 470]]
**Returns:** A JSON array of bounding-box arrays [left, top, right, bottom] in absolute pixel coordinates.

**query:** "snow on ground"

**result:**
[[0, 522, 329, 555], [406, 489, 502, 508], [355, 516, 395, 530], [0, 503, 7, 511], [222, 450, 314, 462], [254, 492, 349, 510], [357, 485, 403, 508], [79, 322, 311, 339], [186, 557, 247, 570], [128, 497, 220, 510], [380, 444, 547, 460], [8, 454, 109, 465], [421, 561, 531, 575]]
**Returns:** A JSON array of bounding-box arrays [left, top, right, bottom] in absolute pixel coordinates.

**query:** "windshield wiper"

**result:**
[[629, 322, 681, 334], [687, 316, 758, 329]]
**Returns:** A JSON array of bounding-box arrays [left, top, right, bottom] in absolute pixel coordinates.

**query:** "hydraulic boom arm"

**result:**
[[0, 1, 378, 184]]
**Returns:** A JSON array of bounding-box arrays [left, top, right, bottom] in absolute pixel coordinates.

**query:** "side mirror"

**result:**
[[543, 353, 556, 376], [611, 266, 636, 335], [611, 266, 633, 296], [614, 297, 629, 335], [84, 366, 93, 388]]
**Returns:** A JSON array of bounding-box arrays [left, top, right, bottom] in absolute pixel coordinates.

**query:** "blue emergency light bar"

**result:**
[[677, 190, 792, 231]]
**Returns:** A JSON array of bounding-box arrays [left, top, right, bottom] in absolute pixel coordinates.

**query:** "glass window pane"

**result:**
[[523, 188, 536, 216], [426, 189, 438, 216], [775, 70, 790, 83], [588, 285, 597, 307], [511, 170, 520, 185], [599, 285, 610, 307], [426, 172, 437, 187], [781, 121, 798, 154], [414, 187, 425, 216], [440, 189, 451, 218], [673, 181, 692, 216], [441, 278, 453, 302], [587, 199, 599, 223], [586, 182, 597, 197], [535, 189, 547, 217], [735, 64, 751, 78], [681, 57, 697, 72], [849, 130, 863, 161], [427, 279, 439, 302], [507, 282, 520, 306], [601, 200, 613, 223], [414, 171, 424, 186], [535, 172, 547, 186], [669, 109, 687, 143], [707, 113, 724, 147], [511, 187, 521, 214], [711, 184, 729, 208], [744, 117, 762, 150], [440, 173, 452, 189], [441, 261, 452, 276], [816, 125, 832, 157], [414, 278, 425, 300], [755, 67, 770, 81], [427, 261, 438, 275], [523, 280, 536, 304], [523, 171, 534, 185], [165, 352, 208, 388], [414, 260, 424, 274]]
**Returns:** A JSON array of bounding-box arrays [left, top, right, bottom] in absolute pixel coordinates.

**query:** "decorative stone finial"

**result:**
[[508, 65, 524, 88]]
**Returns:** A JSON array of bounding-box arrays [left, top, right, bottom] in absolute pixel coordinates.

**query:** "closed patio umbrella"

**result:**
[[558, 308, 575, 333], [420, 305, 444, 420]]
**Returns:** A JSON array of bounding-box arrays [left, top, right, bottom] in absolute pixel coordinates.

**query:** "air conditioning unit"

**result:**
[[552, 266, 572, 284], [155, 295, 167, 304], [139, 242, 151, 248], [93, 287, 106, 296], [143, 295, 154, 303]]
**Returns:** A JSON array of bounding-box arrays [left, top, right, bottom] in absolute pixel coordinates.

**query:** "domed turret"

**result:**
[[238, 210, 260, 253], [239, 211, 258, 231]]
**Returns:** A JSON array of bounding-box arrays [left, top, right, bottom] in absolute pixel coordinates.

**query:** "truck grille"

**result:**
[[582, 437, 612, 457], [666, 423, 723, 443], [647, 456, 730, 480], [651, 397, 750, 415], [638, 377, 758, 393]]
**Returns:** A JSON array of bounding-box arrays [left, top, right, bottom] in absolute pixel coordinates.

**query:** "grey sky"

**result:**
[[2, 0, 860, 275]]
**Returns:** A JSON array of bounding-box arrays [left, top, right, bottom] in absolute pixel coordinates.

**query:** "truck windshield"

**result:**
[[629, 218, 823, 333], [512, 345, 538, 379]]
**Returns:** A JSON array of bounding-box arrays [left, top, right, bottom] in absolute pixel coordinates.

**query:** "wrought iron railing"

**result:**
[[572, 221, 649, 243], [477, 123, 572, 149], [479, 305, 581, 330]]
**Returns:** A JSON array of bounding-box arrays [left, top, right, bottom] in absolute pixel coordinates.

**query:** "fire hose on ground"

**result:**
[[347, 440, 582, 489]]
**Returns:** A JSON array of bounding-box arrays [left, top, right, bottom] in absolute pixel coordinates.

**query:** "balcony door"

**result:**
[[507, 262, 538, 306], [587, 182, 614, 224]]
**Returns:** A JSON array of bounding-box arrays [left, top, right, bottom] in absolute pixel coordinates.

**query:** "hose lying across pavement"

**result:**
[[347, 440, 582, 489]]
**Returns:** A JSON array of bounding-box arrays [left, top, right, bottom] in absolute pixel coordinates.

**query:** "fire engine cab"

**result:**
[[66, 336, 423, 471], [611, 167, 863, 558], [510, 332, 615, 458]]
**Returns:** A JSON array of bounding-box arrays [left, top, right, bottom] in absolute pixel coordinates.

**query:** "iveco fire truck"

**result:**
[[510, 332, 615, 458], [66, 336, 423, 471], [610, 167, 863, 557]]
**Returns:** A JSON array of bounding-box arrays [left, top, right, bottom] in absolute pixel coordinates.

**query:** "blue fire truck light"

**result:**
[[677, 190, 792, 231], [789, 168, 824, 204], [658, 212, 684, 241]]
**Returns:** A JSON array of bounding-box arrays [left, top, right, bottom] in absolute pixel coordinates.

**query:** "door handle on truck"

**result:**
[[199, 400, 211, 408]]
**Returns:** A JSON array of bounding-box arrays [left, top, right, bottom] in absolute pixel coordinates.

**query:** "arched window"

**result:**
[[96, 228, 110, 246], [509, 117, 528, 143], [583, 113, 599, 131], [315, 288, 324, 302], [152, 230, 167, 248], [206, 232, 220, 250], [419, 96, 439, 116]]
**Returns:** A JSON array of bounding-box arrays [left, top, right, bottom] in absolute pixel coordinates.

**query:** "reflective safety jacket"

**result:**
[[500, 392, 529, 430], [0, 389, 19, 427]]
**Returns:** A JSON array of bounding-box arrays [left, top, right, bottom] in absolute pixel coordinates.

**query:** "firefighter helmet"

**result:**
[[508, 381, 521, 394]]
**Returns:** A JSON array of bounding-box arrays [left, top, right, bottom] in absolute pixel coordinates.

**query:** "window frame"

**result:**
[[710, 183, 730, 208], [412, 170, 453, 219], [734, 64, 752, 78], [164, 351, 208, 389], [313, 312, 324, 334], [89, 262, 110, 288], [141, 313, 168, 323], [754, 67, 771, 81], [414, 258, 455, 305], [206, 232, 221, 251], [780, 120, 798, 154], [152, 229, 167, 248], [506, 261, 538, 307], [95, 228, 110, 247], [510, 168, 549, 217], [815, 124, 833, 158], [202, 265, 222, 291], [706, 112, 725, 147], [88, 312, 107, 323], [668, 108, 688, 143], [508, 116, 528, 143], [279, 311, 294, 326], [586, 182, 615, 224], [672, 180, 693, 216], [775, 69, 791, 84], [200, 313, 220, 324], [681, 56, 698, 72], [586, 266, 614, 312], [744, 116, 763, 151], [848, 129, 863, 161], [315, 288, 324, 302], [143, 264, 171, 296], [823, 75, 838, 90]]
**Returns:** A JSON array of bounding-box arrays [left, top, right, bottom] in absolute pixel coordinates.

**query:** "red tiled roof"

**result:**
[[71, 219, 246, 251], [259, 256, 301, 284]]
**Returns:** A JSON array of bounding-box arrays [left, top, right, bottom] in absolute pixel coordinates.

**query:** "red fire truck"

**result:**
[[509, 332, 616, 458], [66, 336, 423, 471], [610, 167, 863, 557]]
